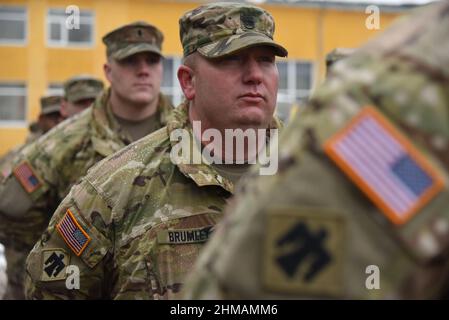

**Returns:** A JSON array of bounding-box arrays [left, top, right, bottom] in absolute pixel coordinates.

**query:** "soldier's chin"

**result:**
[[235, 109, 269, 128], [130, 92, 153, 106]]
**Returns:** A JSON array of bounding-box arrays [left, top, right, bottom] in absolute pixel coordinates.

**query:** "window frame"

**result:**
[[160, 56, 184, 107], [46, 8, 95, 48], [276, 58, 314, 121], [0, 83, 28, 127], [0, 5, 28, 46]]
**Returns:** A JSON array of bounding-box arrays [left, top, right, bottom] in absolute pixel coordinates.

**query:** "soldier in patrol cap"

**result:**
[[24, 2, 285, 299], [60, 75, 104, 119], [0, 21, 172, 299], [183, 1, 449, 299], [36, 95, 64, 135]]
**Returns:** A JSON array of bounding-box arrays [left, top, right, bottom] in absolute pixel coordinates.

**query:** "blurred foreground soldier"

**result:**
[[183, 1, 449, 299], [25, 2, 285, 299], [0, 22, 171, 300]]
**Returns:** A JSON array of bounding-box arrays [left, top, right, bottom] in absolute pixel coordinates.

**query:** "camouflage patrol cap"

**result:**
[[63, 75, 104, 103], [102, 21, 164, 60], [40, 95, 62, 115], [179, 2, 288, 58]]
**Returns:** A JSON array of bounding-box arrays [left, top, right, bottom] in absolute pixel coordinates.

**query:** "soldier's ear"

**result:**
[[103, 62, 112, 83], [178, 65, 195, 100], [60, 99, 69, 119]]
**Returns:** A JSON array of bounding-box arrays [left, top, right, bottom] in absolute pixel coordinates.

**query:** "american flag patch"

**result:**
[[13, 161, 42, 193], [56, 209, 91, 256], [324, 107, 444, 225]]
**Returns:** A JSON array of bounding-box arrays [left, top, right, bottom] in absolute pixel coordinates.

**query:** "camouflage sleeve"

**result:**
[[0, 139, 57, 250], [25, 179, 113, 299]]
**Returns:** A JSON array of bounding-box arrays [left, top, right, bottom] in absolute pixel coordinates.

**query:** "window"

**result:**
[[47, 83, 64, 96], [0, 84, 27, 125], [0, 6, 27, 45], [276, 60, 314, 122], [161, 56, 183, 107], [47, 8, 94, 47]]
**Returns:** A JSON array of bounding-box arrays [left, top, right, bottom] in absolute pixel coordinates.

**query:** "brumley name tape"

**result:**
[[157, 226, 214, 245]]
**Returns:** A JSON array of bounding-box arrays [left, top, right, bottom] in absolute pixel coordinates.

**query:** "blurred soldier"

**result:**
[[25, 2, 285, 299], [183, 1, 449, 299], [0, 77, 103, 299], [60, 75, 104, 119], [0, 95, 62, 180], [31, 95, 64, 141], [0, 21, 172, 300]]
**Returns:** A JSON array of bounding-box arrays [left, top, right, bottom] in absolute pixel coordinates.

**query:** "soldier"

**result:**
[[33, 95, 64, 139], [59, 75, 104, 119], [0, 21, 172, 299], [183, 1, 449, 299], [24, 2, 286, 299], [0, 77, 103, 299], [0, 95, 63, 181]]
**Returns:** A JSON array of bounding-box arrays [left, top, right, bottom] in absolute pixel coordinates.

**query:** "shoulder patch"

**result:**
[[12, 161, 42, 194], [324, 106, 444, 225], [41, 248, 70, 281], [263, 208, 345, 297], [57, 209, 91, 256]]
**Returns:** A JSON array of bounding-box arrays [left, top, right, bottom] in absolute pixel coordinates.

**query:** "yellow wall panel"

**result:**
[[0, 128, 27, 156]]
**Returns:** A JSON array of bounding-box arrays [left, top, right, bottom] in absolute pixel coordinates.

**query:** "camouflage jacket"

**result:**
[[183, 1, 449, 299], [25, 101, 281, 299], [0, 89, 172, 296]]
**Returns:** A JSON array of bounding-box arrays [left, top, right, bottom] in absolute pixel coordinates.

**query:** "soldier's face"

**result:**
[[105, 52, 163, 106], [60, 98, 95, 119], [180, 46, 278, 132], [39, 113, 63, 133]]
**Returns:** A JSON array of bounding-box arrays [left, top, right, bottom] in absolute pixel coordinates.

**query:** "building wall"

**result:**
[[0, 0, 403, 155]]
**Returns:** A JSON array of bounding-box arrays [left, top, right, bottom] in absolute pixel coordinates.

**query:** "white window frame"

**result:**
[[276, 59, 314, 121], [161, 56, 184, 107], [46, 8, 95, 48], [0, 83, 27, 127], [47, 83, 64, 96], [0, 5, 27, 46]]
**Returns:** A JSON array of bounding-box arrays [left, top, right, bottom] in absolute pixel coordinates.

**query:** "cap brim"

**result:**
[[67, 91, 102, 103], [112, 43, 162, 60], [197, 32, 288, 58], [41, 105, 61, 115]]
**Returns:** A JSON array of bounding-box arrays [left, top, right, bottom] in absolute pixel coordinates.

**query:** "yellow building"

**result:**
[[0, 0, 417, 156]]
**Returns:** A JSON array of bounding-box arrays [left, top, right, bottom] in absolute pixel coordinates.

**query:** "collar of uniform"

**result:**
[[167, 101, 282, 194], [167, 101, 234, 193], [91, 89, 174, 157]]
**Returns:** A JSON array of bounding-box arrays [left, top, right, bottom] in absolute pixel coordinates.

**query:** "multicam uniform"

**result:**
[[25, 2, 286, 300], [0, 90, 172, 299], [24, 102, 280, 299], [183, 1, 449, 299]]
